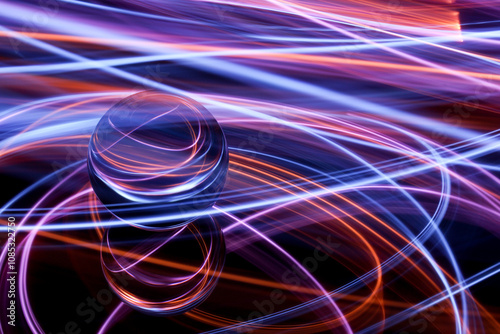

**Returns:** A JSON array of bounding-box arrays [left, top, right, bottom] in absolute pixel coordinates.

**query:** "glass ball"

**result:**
[[88, 91, 228, 229]]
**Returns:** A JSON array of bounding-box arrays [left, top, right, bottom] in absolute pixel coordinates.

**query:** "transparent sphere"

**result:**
[[88, 91, 228, 229]]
